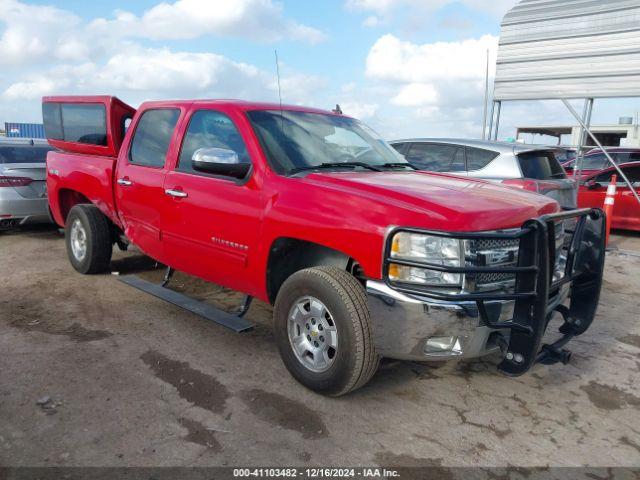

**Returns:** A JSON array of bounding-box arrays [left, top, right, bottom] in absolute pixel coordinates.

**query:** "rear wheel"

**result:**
[[65, 204, 112, 274], [274, 266, 380, 396]]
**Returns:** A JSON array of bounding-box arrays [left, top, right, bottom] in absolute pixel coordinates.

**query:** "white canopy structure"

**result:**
[[488, 0, 640, 206]]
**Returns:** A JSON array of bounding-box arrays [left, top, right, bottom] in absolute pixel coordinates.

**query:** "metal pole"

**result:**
[[482, 49, 489, 140], [487, 100, 496, 140], [572, 98, 593, 182], [493, 101, 502, 141], [562, 99, 640, 207]]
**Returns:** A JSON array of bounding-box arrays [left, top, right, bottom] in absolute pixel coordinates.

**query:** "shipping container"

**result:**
[[4, 122, 46, 139]]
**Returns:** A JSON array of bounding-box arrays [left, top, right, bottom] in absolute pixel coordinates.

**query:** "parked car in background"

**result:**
[[578, 162, 640, 231], [563, 147, 640, 177], [553, 147, 577, 166], [390, 139, 576, 208], [0, 138, 54, 230]]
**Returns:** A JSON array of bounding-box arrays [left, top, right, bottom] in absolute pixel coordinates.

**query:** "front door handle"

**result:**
[[165, 189, 188, 198], [117, 178, 133, 186]]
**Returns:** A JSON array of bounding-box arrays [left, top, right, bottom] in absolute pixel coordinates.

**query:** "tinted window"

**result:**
[[42, 102, 107, 146], [61, 104, 107, 145], [42, 103, 63, 140], [406, 144, 462, 172], [178, 110, 250, 175], [0, 146, 53, 164], [630, 152, 640, 161], [581, 154, 608, 170], [466, 147, 498, 171], [518, 151, 565, 180], [129, 109, 180, 168], [594, 166, 640, 185]]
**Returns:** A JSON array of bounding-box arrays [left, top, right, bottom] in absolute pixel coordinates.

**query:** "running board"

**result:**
[[118, 275, 254, 333]]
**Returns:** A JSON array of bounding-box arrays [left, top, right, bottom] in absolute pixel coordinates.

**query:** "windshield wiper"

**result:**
[[289, 162, 382, 175], [380, 162, 416, 170]]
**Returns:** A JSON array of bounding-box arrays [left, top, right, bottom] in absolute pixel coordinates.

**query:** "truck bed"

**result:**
[[47, 151, 122, 228]]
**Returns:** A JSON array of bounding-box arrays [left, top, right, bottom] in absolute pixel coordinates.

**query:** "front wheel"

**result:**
[[65, 204, 113, 274], [273, 266, 380, 396]]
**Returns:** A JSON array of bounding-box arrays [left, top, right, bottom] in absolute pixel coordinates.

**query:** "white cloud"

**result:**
[[0, 0, 90, 65], [366, 34, 498, 83], [391, 83, 438, 107], [362, 15, 381, 27], [92, 0, 326, 43], [346, 0, 516, 17], [340, 102, 379, 119]]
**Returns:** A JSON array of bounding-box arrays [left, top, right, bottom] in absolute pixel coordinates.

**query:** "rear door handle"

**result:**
[[117, 178, 133, 186], [165, 189, 188, 198]]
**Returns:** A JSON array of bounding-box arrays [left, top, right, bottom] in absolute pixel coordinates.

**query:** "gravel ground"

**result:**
[[0, 226, 639, 468]]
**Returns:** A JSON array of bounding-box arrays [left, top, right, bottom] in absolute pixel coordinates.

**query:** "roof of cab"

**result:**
[[138, 99, 341, 116]]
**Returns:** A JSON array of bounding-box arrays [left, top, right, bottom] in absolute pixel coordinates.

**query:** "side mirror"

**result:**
[[192, 147, 251, 180], [585, 179, 601, 190]]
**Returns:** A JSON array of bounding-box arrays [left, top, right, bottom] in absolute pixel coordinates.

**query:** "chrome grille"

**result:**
[[465, 223, 568, 292]]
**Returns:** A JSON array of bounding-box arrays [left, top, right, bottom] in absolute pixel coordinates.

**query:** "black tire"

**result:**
[[274, 266, 380, 396], [65, 204, 113, 274]]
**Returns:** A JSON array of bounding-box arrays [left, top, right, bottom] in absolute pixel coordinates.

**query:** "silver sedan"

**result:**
[[390, 138, 576, 209], [0, 138, 54, 230]]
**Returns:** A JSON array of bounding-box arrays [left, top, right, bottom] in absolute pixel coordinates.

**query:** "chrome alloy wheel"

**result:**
[[287, 296, 338, 373], [69, 219, 87, 262]]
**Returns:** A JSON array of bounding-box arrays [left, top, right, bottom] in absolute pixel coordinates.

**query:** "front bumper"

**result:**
[[367, 208, 606, 376]]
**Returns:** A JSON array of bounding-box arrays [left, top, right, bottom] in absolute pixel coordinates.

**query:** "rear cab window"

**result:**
[[43, 102, 107, 146], [129, 109, 180, 168], [517, 150, 566, 179]]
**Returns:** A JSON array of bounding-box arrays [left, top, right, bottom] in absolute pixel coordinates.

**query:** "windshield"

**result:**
[[0, 146, 53, 164], [247, 110, 407, 175]]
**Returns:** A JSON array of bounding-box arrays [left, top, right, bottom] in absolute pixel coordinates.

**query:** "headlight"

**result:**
[[388, 232, 462, 286]]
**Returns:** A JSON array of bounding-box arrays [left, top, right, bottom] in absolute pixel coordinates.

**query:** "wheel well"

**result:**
[[58, 189, 90, 222], [266, 238, 363, 304]]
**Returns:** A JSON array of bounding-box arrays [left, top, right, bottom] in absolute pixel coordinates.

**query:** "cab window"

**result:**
[[129, 109, 180, 168], [177, 110, 251, 176]]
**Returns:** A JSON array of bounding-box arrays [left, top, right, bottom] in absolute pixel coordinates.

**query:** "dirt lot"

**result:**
[[1, 226, 639, 468]]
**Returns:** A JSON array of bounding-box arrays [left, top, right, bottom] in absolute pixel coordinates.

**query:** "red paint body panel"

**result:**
[[577, 162, 640, 232], [46, 98, 560, 303]]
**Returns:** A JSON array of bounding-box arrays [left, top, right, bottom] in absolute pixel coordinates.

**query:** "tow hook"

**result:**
[[537, 343, 572, 365], [535, 305, 575, 366]]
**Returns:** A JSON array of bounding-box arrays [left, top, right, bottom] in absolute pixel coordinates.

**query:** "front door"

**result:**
[[161, 108, 264, 294], [115, 108, 181, 262]]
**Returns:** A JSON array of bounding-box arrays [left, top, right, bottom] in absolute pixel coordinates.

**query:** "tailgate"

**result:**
[[536, 179, 576, 209]]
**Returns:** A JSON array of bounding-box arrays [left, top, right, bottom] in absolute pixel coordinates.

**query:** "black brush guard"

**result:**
[[383, 208, 606, 376]]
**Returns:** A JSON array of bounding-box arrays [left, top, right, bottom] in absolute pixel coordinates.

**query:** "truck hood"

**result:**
[[301, 171, 559, 231]]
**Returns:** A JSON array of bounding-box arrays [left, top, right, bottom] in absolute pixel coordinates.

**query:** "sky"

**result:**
[[1, 0, 640, 142]]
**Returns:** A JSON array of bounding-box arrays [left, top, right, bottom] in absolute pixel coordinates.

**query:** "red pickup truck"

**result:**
[[43, 96, 606, 395]]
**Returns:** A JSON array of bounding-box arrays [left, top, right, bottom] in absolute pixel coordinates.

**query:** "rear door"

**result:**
[[616, 165, 640, 230], [161, 107, 263, 293], [405, 143, 466, 174], [115, 108, 182, 262]]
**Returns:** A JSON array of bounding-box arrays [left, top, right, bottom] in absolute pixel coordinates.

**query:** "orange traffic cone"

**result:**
[[603, 174, 617, 246]]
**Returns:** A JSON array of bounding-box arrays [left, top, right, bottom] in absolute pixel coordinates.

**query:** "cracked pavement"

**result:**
[[1, 226, 639, 467]]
